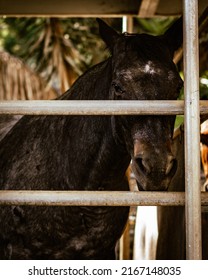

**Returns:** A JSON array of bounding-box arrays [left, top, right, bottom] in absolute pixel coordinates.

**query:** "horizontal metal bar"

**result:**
[[0, 190, 208, 206], [0, 100, 208, 116], [0, 100, 184, 115]]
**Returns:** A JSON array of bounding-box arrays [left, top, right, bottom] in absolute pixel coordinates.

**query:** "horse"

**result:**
[[133, 126, 184, 260], [0, 18, 183, 259], [0, 115, 22, 142], [133, 123, 208, 260]]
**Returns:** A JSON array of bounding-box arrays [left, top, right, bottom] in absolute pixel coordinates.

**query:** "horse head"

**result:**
[[97, 18, 183, 191]]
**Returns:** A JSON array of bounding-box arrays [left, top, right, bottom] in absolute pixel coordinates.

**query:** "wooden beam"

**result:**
[[0, 0, 141, 17], [138, 0, 160, 17]]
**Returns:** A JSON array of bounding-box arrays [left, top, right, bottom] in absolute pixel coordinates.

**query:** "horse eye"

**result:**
[[112, 82, 124, 96]]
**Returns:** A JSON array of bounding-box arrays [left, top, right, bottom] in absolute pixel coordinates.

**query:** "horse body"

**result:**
[[0, 60, 130, 259], [0, 18, 183, 259], [0, 115, 22, 142]]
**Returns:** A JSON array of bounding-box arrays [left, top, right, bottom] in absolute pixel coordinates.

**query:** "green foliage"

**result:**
[[200, 72, 208, 100], [175, 115, 184, 128], [0, 17, 109, 92], [135, 17, 175, 35], [0, 16, 207, 97], [0, 17, 108, 68]]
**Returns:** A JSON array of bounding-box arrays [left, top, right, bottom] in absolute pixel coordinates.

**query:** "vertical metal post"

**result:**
[[183, 0, 202, 259], [122, 16, 133, 33]]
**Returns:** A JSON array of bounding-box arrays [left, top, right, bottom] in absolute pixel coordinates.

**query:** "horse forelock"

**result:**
[[117, 33, 173, 68]]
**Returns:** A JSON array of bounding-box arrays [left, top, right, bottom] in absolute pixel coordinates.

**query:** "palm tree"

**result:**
[[0, 16, 207, 100], [25, 18, 84, 93], [0, 17, 108, 96], [0, 50, 57, 100]]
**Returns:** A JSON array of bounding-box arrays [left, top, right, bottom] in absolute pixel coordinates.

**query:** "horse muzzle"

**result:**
[[132, 141, 177, 191]]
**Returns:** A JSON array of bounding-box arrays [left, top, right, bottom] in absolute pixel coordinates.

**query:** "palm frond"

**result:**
[[0, 51, 58, 100], [26, 18, 85, 93]]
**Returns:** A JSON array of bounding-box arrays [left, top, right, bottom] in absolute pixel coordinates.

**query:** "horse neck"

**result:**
[[61, 58, 112, 100], [62, 112, 130, 190], [96, 117, 130, 180], [60, 58, 130, 188]]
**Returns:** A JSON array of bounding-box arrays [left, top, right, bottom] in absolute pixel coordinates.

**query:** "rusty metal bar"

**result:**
[[1, 100, 208, 116], [183, 0, 202, 259], [0, 100, 185, 115], [0, 190, 208, 207]]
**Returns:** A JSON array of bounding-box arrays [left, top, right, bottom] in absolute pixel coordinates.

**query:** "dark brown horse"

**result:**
[[0, 18, 183, 259]]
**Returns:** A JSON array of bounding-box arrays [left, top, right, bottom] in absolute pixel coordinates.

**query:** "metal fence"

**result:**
[[0, 0, 206, 260]]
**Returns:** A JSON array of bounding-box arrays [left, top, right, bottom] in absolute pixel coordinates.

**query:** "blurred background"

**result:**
[[0, 16, 207, 104]]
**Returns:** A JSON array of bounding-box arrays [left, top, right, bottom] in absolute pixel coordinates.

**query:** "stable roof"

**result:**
[[0, 0, 207, 17]]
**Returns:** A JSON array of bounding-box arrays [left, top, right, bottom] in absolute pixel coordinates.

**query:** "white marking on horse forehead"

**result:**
[[119, 62, 159, 78], [118, 61, 176, 80], [143, 61, 160, 75]]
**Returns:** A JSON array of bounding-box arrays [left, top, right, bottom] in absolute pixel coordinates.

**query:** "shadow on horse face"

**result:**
[[131, 117, 178, 191], [112, 114, 178, 191], [98, 18, 183, 191]]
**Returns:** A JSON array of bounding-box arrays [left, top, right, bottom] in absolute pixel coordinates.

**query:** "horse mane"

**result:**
[[60, 59, 112, 101]]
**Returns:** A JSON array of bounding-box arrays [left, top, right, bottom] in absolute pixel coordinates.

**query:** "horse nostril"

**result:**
[[135, 156, 150, 175], [166, 158, 177, 176]]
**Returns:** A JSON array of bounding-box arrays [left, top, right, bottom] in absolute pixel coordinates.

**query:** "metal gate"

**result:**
[[0, 0, 207, 260]]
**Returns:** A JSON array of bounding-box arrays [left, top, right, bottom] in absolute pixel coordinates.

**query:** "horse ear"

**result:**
[[162, 17, 183, 57], [96, 18, 119, 51]]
